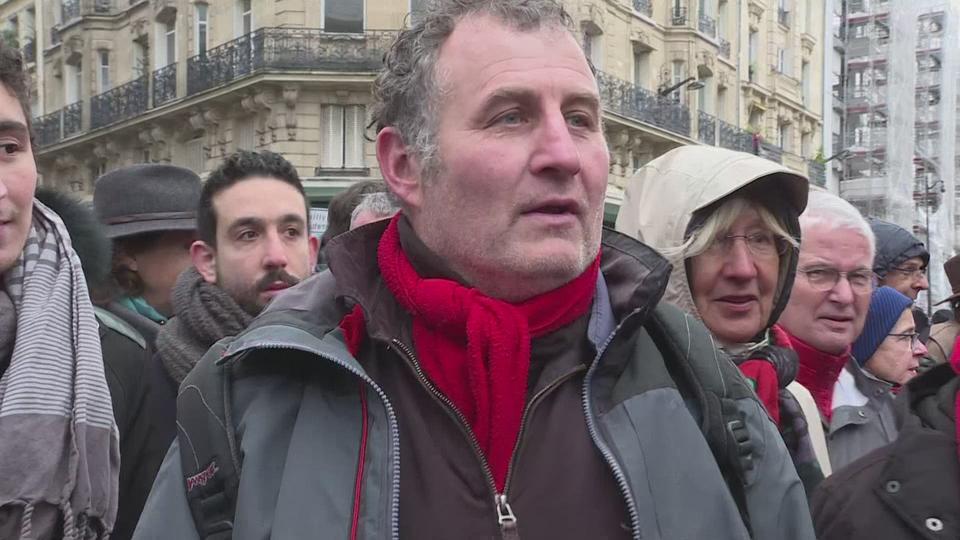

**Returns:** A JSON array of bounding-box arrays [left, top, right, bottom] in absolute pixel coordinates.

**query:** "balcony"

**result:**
[[718, 119, 753, 152], [34, 110, 63, 147], [597, 71, 691, 137], [778, 8, 790, 27], [63, 102, 82, 137], [758, 140, 784, 163], [186, 28, 398, 96], [718, 37, 731, 59], [21, 39, 35, 64], [698, 110, 717, 145], [51, 26, 62, 46], [698, 14, 717, 38], [152, 63, 177, 107], [91, 76, 148, 129], [633, 0, 652, 17], [807, 160, 826, 186], [672, 7, 688, 26]]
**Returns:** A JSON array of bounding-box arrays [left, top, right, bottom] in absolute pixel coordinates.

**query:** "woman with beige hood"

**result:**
[[616, 146, 827, 494]]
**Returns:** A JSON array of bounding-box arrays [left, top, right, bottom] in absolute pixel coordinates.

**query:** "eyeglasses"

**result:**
[[798, 267, 876, 294], [888, 332, 922, 349], [703, 231, 788, 259], [889, 266, 927, 280]]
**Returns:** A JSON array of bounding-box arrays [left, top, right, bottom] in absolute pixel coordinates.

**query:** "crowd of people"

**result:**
[[1, 0, 958, 538]]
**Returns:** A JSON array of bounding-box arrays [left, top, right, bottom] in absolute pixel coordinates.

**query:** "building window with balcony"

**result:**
[[183, 138, 205, 173], [320, 105, 365, 170], [97, 50, 110, 93], [133, 40, 148, 79], [157, 21, 176, 67], [324, 0, 363, 34], [633, 48, 650, 87], [195, 3, 208, 55], [672, 60, 686, 104], [65, 61, 81, 104], [236, 0, 252, 37], [235, 116, 256, 150], [801, 60, 810, 104], [582, 28, 602, 69], [748, 30, 758, 80], [779, 123, 790, 151]]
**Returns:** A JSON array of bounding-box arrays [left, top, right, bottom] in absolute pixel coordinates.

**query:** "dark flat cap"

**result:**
[[93, 164, 202, 239]]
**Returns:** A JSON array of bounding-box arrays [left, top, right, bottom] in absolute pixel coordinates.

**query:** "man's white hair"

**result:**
[[799, 190, 876, 260], [350, 191, 401, 229]]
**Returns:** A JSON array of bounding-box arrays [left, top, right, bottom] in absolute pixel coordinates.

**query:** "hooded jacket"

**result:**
[[35, 188, 168, 540], [868, 218, 930, 279], [811, 363, 960, 539]]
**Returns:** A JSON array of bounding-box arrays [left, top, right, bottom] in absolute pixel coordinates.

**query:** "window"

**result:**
[[801, 61, 811, 104], [717, 87, 727, 121], [633, 49, 650, 87], [779, 123, 790, 151], [237, 0, 252, 37], [320, 105, 365, 169], [324, 0, 363, 34], [748, 30, 758, 74], [65, 61, 81, 104], [410, 0, 425, 24], [157, 21, 176, 67], [183, 138, 205, 173], [133, 41, 148, 78], [97, 50, 110, 93], [801, 132, 812, 157], [235, 117, 256, 150], [672, 61, 686, 104], [583, 31, 602, 69], [195, 3, 208, 55], [699, 76, 713, 113]]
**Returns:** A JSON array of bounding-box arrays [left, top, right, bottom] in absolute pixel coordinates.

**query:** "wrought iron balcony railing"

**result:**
[[63, 102, 82, 137], [719, 37, 731, 59], [186, 28, 398, 96], [672, 6, 688, 26], [22, 39, 35, 64], [597, 71, 691, 137], [698, 110, 717, 145], [34, 110, 63, 147], [152, 63, 177, 107], [62, 0, 80, 22], [758, 140, 784, 163], [718, 119, 753, 153], [699, 14, 717, 38], [91, 76, 148, 129], [633, 0, 653, 17], [51, 26, 62, 46], [807, 160, 826, 186]]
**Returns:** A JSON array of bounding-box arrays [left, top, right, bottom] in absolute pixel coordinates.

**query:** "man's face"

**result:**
[[122, 230, 196, 316], [865, 309, 925, 385], [778, 225, 873, 354], [880, 256, 928, 300], [0, 84, 37, 273], [404, 15, 609, 300], [193, 177, 319, 315]]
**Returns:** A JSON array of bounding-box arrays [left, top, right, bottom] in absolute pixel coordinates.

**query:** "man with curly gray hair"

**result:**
[[134, 2, 814, 538]]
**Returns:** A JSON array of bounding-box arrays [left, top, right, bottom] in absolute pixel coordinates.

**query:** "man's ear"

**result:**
[[377, 127, 424, 211], [190, 240, 217, 284], [308, 235, 319, 270]]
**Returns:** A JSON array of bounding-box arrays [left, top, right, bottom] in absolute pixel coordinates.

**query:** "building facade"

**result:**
[[827, 0, 959, 309], [6, 0, 824, 223]]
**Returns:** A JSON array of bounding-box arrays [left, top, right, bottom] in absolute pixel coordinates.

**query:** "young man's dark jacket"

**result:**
[[811, 362, 960, 539], [134, 219, 814, 539], [36, 189, 169, 540]]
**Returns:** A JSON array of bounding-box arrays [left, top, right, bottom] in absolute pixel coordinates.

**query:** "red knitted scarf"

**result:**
[[340, 215, 600, 491], [773, 325, 850, 423], [949, 337, 960, 463]]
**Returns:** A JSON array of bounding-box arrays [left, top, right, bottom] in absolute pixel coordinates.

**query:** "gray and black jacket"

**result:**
[[134, 222, 814, 540]]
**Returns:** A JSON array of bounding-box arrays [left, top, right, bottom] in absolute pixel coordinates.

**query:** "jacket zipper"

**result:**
[[224, 341, 402, 540], [392, 339, 583, 539], [581, 309, 646, 540]]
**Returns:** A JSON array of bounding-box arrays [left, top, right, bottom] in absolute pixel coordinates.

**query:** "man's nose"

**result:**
[[529, 112, 583, 179], [263, 232, 289, 269]]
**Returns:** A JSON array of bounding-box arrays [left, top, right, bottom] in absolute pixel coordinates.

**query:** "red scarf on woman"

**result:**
[[340, 215, 600, 491]]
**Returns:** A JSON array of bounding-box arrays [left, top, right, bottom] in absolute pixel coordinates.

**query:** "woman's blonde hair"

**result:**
[[670, 196, 799, 259]]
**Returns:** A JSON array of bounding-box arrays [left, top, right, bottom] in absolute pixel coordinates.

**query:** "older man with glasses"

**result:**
[[774, 190, 883, 473]]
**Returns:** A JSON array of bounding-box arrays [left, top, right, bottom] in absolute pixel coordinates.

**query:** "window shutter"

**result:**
[[344, 105, 365, 168], [235, 117, 255, 150], [320, 105, 345, 168]]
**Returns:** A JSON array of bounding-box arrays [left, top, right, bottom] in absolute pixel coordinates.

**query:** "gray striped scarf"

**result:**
[[0, 201, 119, 539]]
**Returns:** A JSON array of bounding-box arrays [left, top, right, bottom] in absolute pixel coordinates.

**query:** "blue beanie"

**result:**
[[851, 286, 913, 366]]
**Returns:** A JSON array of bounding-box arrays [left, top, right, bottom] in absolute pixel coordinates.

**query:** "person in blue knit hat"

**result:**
[[852, 286, 927, 385], [829, 286, 928, 472]]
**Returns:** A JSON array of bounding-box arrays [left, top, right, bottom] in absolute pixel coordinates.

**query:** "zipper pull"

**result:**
[[496, 494, 520, 538]]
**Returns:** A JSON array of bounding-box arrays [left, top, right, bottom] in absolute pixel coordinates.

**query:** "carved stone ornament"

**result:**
[[282, 85, 299, 140]]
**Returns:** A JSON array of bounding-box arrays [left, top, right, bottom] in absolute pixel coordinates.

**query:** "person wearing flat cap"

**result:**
[[928, 254, 960, 365], [92, 164, 202, 346]]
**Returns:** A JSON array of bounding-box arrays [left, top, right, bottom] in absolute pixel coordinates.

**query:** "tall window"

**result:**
[[195, 3, 208, 55], [133, 41, 148, 78], [748, 30, 758, 79], [633, 49, 650, 87], [583, 31, 602, 69], [237, 0, 252, 37], [779, 123, 790, 151], [672, 61, 686, 104], [699, 75, 713, 113], [801, 61, 811, 104], [320, 105, 365, 169], [324, 0, 363, 34], [235, 117, 256, 150], [65, 61, 81, 104], [157, 21, 176, 67], [717, 87, 727, 121], [97, 50, 110, 93]]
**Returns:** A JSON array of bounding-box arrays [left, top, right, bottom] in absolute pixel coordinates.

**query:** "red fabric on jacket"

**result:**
[[339, 214, 600, 491], [949, 335, 960, 463], [738, 359, 781, 424], [773, 325, 850, 423]]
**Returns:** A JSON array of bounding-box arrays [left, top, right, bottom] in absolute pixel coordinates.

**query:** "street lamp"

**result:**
[[658, 76, 706, 97], [923, 174, 945, 316]]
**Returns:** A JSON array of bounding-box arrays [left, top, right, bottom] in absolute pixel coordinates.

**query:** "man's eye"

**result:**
[[849, 272, 872, 285], [1, 143, 20, 155], [496, 112, 524, 126], [285, 228, 301, 238], [238, 230, 258, 241], [567, 114, 593, 128]]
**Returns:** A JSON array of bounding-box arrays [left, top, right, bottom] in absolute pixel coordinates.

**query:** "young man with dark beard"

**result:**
[[145, 150, 318, 470]]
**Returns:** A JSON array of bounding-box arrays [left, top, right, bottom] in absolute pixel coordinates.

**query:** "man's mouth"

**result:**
[[523, 198, 581, 217], [262, 281, 291, 293]]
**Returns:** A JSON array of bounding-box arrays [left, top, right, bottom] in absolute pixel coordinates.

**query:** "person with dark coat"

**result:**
[[867, 218, 932, 342], [811, 360, 960, 539], [35, 188, 168, 540]]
